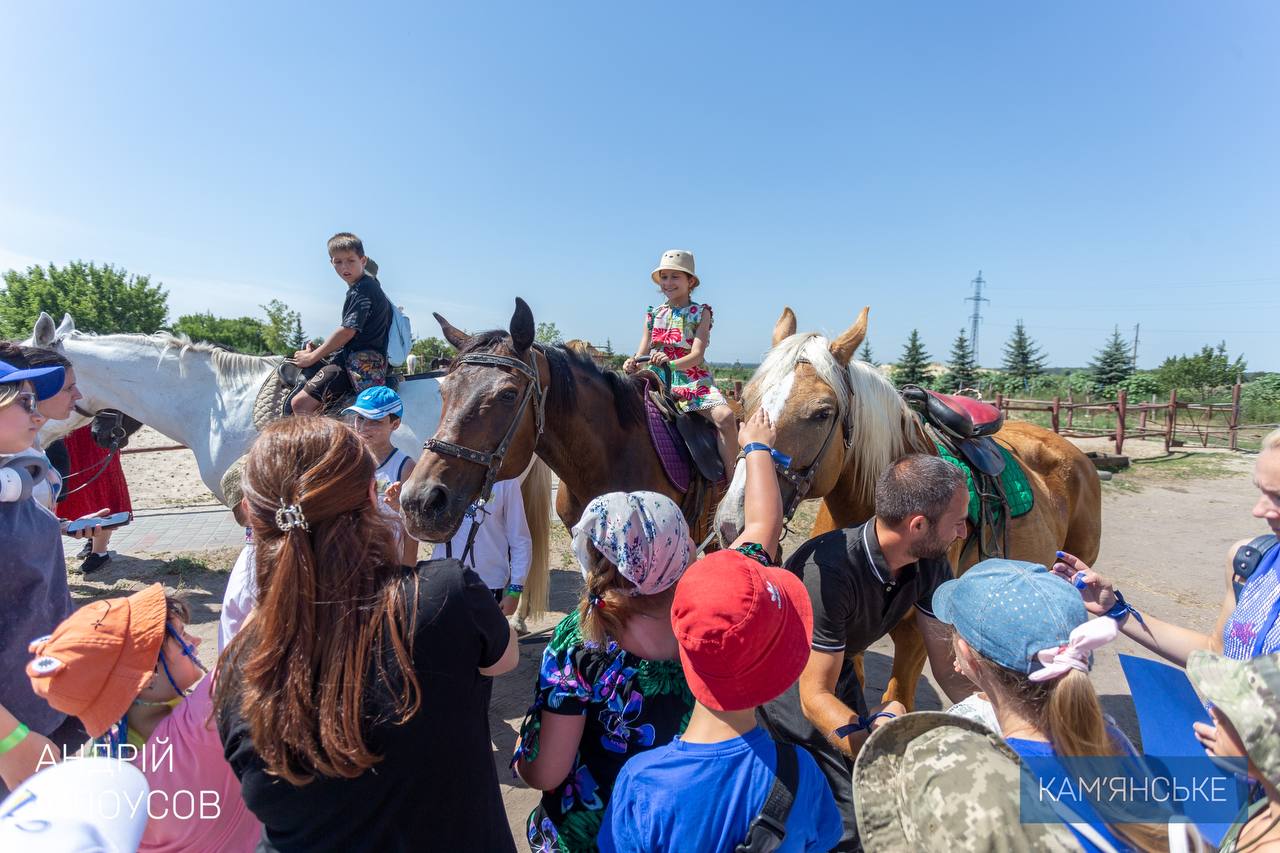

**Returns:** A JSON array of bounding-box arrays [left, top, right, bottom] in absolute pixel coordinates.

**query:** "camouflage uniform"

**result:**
[[1188, 652, 1280, 853], [852, 712, 1080, 853]]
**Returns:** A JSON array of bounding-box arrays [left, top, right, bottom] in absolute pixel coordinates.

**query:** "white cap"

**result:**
[[0, 758, 150, 852]]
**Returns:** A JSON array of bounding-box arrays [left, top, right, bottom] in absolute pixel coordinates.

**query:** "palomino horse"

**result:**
[[714, 306, 1102, 709], [23, 311, 555, 617], [400, 298, 718, 546]]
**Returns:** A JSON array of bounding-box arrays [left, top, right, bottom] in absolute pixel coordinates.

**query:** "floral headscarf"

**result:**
[[571, 491, 693, 596]]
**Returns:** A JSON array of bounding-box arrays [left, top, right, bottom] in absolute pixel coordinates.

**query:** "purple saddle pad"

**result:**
[[646, 394, 692, 494]]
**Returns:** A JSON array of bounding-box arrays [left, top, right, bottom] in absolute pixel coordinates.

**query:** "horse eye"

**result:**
[[811, 408, 833, 422], [499, 389, 518, 403]]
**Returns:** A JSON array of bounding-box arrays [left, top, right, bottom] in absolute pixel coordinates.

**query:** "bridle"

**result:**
[[59, 405, 129, 497], [767, 357, 856, 524], [422, 349, 546, 521]]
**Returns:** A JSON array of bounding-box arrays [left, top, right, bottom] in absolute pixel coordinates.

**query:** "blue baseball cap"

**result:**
[[0, 359, 65, 401], [932, 559, 1088, 675], [342, 386, 403, 420]]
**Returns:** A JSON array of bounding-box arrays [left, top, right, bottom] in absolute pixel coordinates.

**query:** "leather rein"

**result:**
[[422, 351, 546, 509], [770, 357, 856, 524], [58, 405, 128, 498]]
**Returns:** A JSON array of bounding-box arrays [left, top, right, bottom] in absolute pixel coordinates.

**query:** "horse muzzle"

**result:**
[[399, 477, 470, 543]]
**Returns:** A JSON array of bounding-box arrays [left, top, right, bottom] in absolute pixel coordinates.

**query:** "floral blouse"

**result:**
[[645, 302, 727, 413], [514, 611, 694, 853]]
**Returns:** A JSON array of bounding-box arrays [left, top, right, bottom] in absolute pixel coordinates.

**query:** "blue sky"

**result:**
[[2, 1, 1277, 369]]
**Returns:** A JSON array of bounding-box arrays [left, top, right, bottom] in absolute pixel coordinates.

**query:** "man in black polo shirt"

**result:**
[[759, 454, 977, 852], [290, 232, 394, 414]]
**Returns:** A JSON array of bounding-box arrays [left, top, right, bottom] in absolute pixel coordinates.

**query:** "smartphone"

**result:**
[[65, 512, 132, 535]]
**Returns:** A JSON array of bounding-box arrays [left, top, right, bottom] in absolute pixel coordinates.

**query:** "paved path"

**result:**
[[63, 504, 246, 557]]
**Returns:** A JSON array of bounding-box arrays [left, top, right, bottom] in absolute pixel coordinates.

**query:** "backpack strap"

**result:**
[[1232, 534, 1279, 601], [734, 741, 799, 853]]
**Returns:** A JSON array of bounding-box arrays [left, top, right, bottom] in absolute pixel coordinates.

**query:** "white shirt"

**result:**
[[219, 541, 257, 652], [431, 479, 532, 591]]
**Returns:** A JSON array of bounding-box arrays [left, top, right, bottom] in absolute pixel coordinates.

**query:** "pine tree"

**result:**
[[1001, 320, 1047, 391], [858, 339, 877, 366], [289, 316, 306, 351], [943, 329, 979, 392], [892, 329, 932, 387], [1089, 326, 1134, 393]]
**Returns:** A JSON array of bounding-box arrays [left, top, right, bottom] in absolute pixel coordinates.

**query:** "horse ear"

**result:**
[[772, 307, 797, 346], [510, 298, 535, 353], [433, 312, 471, 350], [56, 314, 75, 338], [829, 307, 869, 366], [33, 312, 57, 348]]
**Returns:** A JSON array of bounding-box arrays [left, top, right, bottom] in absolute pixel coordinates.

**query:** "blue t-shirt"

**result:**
[[597, 727, 842, 853], [1006, 737, 1132, 853]]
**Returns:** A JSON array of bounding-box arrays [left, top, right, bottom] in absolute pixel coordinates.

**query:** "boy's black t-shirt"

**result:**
[[340, 273, 394, 358], [218, 560, 516, 853]]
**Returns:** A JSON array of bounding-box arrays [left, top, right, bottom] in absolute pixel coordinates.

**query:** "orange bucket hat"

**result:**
[[26, 584, 168, 738]]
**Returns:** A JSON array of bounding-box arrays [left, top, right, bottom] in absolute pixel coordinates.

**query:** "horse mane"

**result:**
[[744, 332, 927, 508], [454, 331, 645, 430], [69, 330, 281, 386]]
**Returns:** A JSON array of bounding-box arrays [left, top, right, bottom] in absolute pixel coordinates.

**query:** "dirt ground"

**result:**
[[78, 428, 1265, 844]]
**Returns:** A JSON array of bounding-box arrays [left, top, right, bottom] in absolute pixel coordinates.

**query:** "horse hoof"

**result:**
[[512, 615, 529, 636]]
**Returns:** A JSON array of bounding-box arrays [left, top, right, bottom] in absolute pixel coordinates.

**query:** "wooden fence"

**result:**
[[995, 384, 1277, 454]]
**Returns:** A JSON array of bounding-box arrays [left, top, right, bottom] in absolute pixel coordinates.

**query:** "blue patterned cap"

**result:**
[[342, 385, 403, 420], [933, 559, 1088, 675]]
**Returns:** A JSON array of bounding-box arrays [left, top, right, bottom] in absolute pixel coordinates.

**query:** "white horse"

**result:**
[[28, 313, 443, 501]]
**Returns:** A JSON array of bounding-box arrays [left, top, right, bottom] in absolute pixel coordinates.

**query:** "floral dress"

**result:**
[[514, 611, 694, 853], [645, 302, 728, 413]]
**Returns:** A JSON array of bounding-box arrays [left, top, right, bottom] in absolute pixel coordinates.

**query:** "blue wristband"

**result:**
[[833, 712, 897, 740], [1104, 590, 1146, 627], [742, 443, 792, 469]]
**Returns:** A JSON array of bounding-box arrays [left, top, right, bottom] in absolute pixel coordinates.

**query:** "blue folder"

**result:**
[[1119, 653, 1238, 845]]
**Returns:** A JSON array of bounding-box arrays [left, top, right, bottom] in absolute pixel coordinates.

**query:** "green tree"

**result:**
[[1155, 343, 1247, 401], [1088, 327, 1134, 393], [261, 299, 303, 356], [892, 329, 932, 387], [858, 339, 877, 366], [288, 316, 306, 351], [535, 322, 563, 345], [172, 313, 270, 353], [411, 336, 456, 363], [1001, 320, 1046, 390], [0, 261, 168, 337], [942, 329, 979, 392]]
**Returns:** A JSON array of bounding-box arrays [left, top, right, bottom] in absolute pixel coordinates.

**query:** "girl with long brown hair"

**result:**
[[215, 416, 518, 852], [935, 558, 1196, 853]]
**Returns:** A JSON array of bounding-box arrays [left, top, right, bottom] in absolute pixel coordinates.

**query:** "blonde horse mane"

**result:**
[[744, 332, 927, 508]]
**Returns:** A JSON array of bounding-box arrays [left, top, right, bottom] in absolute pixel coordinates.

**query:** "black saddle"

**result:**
[[902, 385, 1005, 477], [277, 359, 398, 418], [641, 370, 725, 484]]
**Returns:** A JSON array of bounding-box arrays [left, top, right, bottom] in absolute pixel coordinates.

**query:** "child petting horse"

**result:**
[[624, 249, 738, 478]]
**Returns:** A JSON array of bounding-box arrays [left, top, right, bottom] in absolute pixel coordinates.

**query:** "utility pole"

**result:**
[[965, 270, 989, 366], [1130, 323, 1140, 370]]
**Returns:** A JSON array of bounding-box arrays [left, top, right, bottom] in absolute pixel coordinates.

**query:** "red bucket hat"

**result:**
[[672, 550, 814, 711]]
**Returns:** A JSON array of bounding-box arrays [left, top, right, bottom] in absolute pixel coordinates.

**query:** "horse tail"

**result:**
[[520, 457, 553, 620]]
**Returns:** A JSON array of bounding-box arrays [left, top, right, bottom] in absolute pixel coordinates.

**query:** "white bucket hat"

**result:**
[[651, 249, 698, 286]]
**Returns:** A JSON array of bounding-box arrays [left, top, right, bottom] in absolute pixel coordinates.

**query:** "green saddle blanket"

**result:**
[[936, 442, 1034, 525]]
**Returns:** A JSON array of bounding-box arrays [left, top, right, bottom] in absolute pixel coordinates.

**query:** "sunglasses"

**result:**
[[12, 392, 38, 415]]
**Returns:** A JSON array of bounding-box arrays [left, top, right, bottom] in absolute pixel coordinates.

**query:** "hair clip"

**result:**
[[274, 499, 309, 532]]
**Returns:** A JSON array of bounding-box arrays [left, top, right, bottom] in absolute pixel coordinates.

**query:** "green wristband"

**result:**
[[0, 723, 30, 755]]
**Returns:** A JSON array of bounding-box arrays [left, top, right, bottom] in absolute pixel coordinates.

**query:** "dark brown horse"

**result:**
[[400, 298, 713, 545]]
